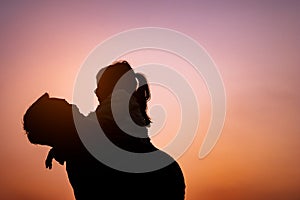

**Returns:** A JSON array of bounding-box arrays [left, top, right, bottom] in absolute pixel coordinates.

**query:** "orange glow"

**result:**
[[1, 1, 300, 199]]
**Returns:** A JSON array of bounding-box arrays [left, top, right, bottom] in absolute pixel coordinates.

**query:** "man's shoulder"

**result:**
[[86, 110, 97, 120]]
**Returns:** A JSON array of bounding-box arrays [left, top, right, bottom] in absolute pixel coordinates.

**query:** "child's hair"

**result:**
[[95, 61, 151, 126], [23, 93, 79, 146]]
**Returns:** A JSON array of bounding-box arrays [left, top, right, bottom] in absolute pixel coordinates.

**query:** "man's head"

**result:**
[[94, 61, 137, 103]]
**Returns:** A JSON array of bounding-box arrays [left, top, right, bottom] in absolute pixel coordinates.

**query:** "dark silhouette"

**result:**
[[23, 61, 185, 199]]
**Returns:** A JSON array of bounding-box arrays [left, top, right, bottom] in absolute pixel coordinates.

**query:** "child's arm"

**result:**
[[45, 148, 65, 170], [45, 148, 54, 169]]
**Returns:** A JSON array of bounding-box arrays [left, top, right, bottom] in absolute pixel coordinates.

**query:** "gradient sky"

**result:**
[[1, 1, 300, 199]]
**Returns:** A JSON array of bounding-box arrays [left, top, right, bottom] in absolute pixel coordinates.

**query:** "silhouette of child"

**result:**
[[23, 93, 85, 169]]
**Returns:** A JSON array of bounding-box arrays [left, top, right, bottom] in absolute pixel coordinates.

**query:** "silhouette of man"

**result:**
[[86, 60, 186, 199], [23, 60, 185, 200]]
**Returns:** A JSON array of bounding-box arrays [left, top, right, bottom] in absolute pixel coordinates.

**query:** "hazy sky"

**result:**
[[1, 1, 300, 199]]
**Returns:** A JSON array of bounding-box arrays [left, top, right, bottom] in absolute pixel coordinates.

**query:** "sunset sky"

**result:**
[[1, 1, 300, 199]]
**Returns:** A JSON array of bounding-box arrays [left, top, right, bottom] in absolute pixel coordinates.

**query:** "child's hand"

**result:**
[[45, 157, 53, 169], [45, 148, 54, 169]]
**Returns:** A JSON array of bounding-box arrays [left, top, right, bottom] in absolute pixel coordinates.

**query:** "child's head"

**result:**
[[23, 93, 78, 147]]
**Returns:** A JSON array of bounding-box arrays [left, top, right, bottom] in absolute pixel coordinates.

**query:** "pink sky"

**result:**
[[1, 1, 300, 199]]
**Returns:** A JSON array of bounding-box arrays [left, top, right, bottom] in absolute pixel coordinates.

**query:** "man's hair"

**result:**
[[95, 61, 151, 126]]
